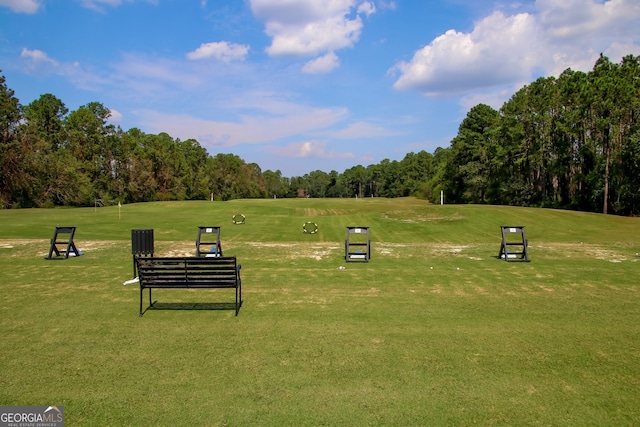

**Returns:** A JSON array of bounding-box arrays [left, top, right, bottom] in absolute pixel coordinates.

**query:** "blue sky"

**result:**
[[1, 0, 639, 177]]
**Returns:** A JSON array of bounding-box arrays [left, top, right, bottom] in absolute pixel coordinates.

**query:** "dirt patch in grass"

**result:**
[[3, 238, 631, 264], [430, 244, 472, 254], [246, 241, 341, 261], [295, 208, 356, 217], [382, 209, 465, 223], [159, 241, 196, 257], [0, 239, 121, 257], [0, 239, 39, 249], [534, 242, 631, 262], [154, 241, 344, 261]]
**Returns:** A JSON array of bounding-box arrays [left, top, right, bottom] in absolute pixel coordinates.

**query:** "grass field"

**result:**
[[1, 197, 639, 426]]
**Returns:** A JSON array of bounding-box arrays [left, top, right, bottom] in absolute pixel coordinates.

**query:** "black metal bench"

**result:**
[[136, 256, 242, 316]]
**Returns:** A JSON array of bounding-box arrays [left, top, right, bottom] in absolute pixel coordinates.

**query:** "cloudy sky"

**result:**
[[1, 0, 639, 176]]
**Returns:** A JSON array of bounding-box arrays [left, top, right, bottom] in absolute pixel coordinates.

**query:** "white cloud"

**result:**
[[19, 48, 114, 91], [108, 108, 123, 123], [329, 121, 402, 139], [535, 0, 640, 75], [357, 1, 375, 16], [459, 85, 523, 114], [537, 0, 639, 41], [20, 48, 59, 67], [391, 11, 539, 95], [137, 104, 349, 148], [264, 15, 363, 57], [80, 0, 123, 13], [79, 0, 158, 13], [250, 0, 353, 26], [270, 140, 355, 159], [19, 48, 198, 95], [302, 51, 340, 74], [186, 41, 250, 62], [391, 0, 640, 96], [0, 0, 41, 13], [250, 0, 375, 63], [603, 42, 640, 64], [298, 140, 317, 157], [81, 0, 122, 7], [108, 53, 207, 95], [378, 0, 396, 11]]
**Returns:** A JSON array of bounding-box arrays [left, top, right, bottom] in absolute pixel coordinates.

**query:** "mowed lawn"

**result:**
[[1, 198, 639, 426]]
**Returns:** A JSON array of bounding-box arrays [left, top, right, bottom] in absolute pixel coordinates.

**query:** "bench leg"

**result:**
[[139, 288, 153, 316], [236, 283, 242, 316]]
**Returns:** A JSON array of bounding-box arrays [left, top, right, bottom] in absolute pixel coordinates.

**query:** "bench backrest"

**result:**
[[137, 256, 239, 287]]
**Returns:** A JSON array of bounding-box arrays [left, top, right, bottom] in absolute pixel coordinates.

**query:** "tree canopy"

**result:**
[[1, 54, 639, 215]]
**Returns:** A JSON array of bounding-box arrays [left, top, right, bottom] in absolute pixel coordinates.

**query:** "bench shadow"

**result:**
[[143, 301, 241, 315]]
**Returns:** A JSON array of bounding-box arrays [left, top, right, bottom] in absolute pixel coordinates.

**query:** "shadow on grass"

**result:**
[[142, 301, 241, 315]]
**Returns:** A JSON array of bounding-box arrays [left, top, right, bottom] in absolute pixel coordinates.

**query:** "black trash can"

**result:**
[[131, 229, 154, 277]]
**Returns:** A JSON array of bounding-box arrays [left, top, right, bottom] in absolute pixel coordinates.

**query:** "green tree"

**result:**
[[22, 93, 68, 149], [342, 164, 368, 198], [616, 128, 640, 215], [0, 72, 20, 146], [326, 170, 345, 197], [288, 176, 308, 197], [64, 102, 113, 204], [208, 153, 265, 200], [375, 159, 405, 198], [555, 68, 590, 210], [606, 54, 640, 215], [305, 170, 331, 198], [399, 150, 434, 196], [177, 138, 210, 200], [263, 169, 290, 198], [444, 104, 501, 203], [417, 147, 451, 202], [0, 72, 23, 207]]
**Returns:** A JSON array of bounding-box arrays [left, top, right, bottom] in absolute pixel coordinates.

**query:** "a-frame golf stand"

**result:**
[[47, 226, 81, 259], [345, 226, 371, 262], [498, 226, 530, 262], [196, 226, 223, 257]]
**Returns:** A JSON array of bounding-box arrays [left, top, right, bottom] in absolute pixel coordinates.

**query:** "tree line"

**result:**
[[1, 53, 639, 214], [443, 54, 640, 216]]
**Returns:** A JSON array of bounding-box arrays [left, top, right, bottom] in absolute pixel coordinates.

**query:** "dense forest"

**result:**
[[1, 54, 639, 215]]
